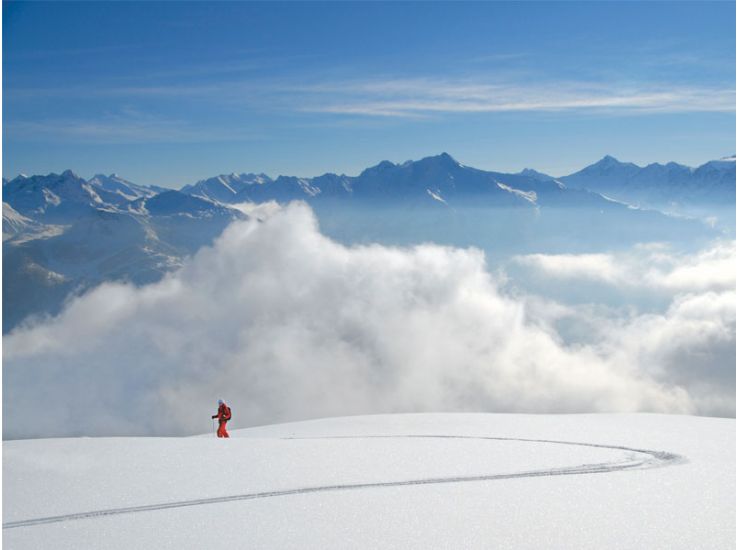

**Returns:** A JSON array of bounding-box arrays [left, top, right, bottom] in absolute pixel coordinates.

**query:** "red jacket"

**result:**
[[213, 403, 231, 422]]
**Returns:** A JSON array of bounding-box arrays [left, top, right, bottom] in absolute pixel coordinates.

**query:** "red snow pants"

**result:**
[[217, 421, 230, 438]]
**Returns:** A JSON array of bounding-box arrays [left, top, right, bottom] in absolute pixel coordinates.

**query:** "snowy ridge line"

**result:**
[[2, 435, 685, 530]]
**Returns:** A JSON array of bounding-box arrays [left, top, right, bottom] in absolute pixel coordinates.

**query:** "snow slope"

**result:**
[[3, 413, 734, 549], [2, 203, 39, 241]]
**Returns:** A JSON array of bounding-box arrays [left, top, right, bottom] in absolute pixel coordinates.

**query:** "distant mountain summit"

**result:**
[[560, 155, 735, 209], [518, 168, 556, 182], [88, 173, 166, 201], [182, 173, 272, 203], [4, 170, 240, 222], [4, 170, 116, 222], [560, 156, 641, 190]]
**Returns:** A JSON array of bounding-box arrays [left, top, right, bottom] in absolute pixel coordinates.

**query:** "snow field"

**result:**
[[3, 413, 734, 549]]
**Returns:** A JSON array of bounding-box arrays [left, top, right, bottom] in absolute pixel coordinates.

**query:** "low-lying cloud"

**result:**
[[3, 204, 734, 438], [514, 241, 736, 293]]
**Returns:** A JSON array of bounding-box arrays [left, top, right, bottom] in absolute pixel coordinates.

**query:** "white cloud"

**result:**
[[512, 241, 736, 416], [6, 110, 257, 144], [596, 291, 736, 417], [514, 253, 624, 284], [297, 78, 735, 117], [514, 241, 736, 293], [9, 76, 735, 124], [653, 242, 737, 292], [4, 204, 733, 438]]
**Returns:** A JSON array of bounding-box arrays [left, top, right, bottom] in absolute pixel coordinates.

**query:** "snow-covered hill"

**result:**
[[3, 413, 734, 549]]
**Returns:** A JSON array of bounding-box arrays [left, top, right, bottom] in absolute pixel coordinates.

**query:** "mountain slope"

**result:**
[[3, 202, 41, 240], [87, 173, 165, 201], [182, 173, 272, 203], [4, 170, 123, 222], [3, 172, 246, 332]]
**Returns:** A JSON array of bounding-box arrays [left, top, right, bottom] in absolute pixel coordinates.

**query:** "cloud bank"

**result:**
[[3, 204, 734, 438], [514, 241, 736, 293]]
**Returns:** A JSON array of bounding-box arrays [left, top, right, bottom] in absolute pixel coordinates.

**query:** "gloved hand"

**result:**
[[211, 415, 217, 419]]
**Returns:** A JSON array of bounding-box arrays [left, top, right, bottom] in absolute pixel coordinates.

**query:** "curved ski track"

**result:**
[[3, 434, 685, 530]]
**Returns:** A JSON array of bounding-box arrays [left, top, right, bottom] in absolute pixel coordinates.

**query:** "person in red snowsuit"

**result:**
[[212, 399, 231, 438]]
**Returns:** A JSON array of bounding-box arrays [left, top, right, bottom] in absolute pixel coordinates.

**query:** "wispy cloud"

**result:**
[[8, 73, 735, 118], [4, 44, 142, 61], [5, 109, 257, 144], [6, 72, 734, 145], [295, 78, 736, 117]]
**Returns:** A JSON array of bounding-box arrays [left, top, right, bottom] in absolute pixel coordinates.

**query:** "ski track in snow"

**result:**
[[3, 435, 685, 530]]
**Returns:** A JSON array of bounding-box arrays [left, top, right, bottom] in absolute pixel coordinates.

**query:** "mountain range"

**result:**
[[3, 170, 244, 332], [5, 153, 734, 216], [3, 153, 734, 332], [179, 153, 736, 210]]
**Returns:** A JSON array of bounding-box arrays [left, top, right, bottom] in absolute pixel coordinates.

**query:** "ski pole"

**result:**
[[212, 417, 216, 437]]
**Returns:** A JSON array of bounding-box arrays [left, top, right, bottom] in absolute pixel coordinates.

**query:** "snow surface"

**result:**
[[426, 188, 448, 204], [3, 413, 734, 549], [496, 181, 537, 204]]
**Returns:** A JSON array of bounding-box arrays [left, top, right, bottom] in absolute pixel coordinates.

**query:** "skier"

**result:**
[[212, 399, 232, 438]]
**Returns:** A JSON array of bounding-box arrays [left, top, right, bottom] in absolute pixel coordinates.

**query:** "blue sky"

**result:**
[[3, 1, 735, 187]]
